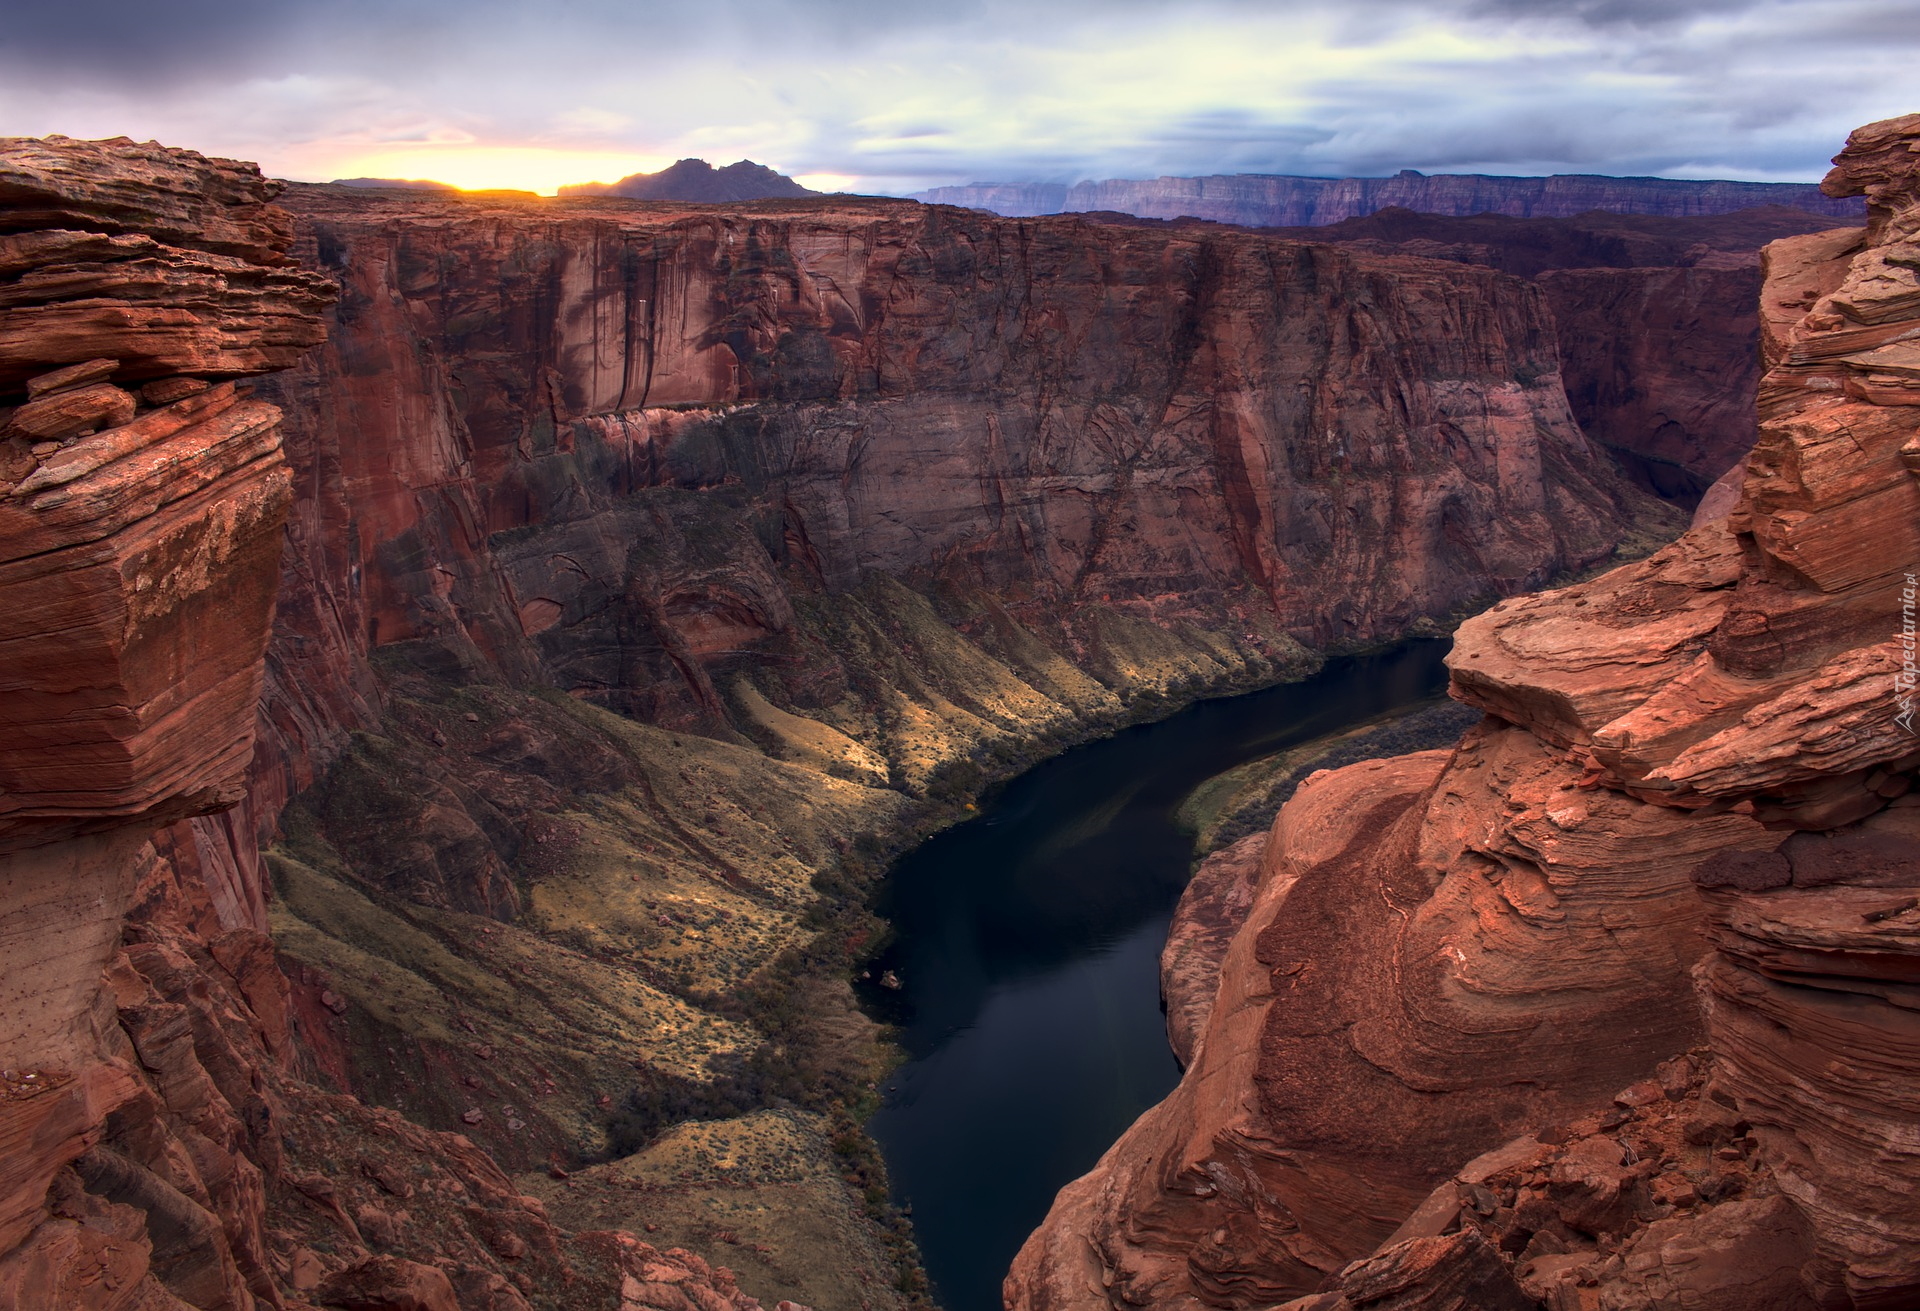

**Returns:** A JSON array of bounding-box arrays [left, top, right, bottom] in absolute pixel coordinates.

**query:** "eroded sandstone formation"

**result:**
[[223, 180, 1678, 1223], [1253, 206, 1848, 501], [0, 127, 1763, 1310], [0, 138, 767, 1311], [260, 178, 1662, 697], [0, 137, 329, 1308], [1009, 113, 1920, 1311]]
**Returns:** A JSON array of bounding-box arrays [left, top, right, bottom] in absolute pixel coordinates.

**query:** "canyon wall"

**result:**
[[1254, 206, 1848, 500], [918, 171, 1864, 226], [233, 182, 1677, 1237], [0, 139, 796, 1311], [259, 180, 1664, 699], [1, 132, 1766, 1310], [1008, 113, 1920, 1311]]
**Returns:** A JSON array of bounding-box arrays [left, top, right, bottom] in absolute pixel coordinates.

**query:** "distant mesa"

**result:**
[[558, 158, 817, 202], [330, 176, 459, 190], [916, 169, 1866, 226]]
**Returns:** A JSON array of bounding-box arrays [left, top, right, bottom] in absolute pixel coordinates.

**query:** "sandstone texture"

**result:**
[[259, 179, 1664, 696], [0, 140, 765, 1311], [0, 127, 1774, 1310], [232, 177, 1681, 1202], [1159, 833, 1264, 1068], [1009, 114, 1920, 1311], [0, 143, 331, 1311], [0, 137, 331, 847], [918, 170, 1864, 225], [1256, 206, 1848, 502]]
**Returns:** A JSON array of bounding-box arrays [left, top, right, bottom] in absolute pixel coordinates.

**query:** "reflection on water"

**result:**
[[861, 640, 1453, 1311]]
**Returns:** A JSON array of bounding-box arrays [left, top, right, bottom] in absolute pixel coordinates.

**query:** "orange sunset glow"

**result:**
[[324, 145, 674, 194]]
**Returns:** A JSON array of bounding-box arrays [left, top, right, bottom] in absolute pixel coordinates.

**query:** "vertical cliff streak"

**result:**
[[1008, 113, 1920, 1311]]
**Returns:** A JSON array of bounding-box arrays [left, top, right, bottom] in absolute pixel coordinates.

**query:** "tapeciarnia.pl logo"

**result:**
[[1900, 572, 1917, 734]]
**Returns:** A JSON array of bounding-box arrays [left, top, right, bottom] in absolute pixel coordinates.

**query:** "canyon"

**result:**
[[916, 171, 1863, 227], [1007, 112, 1920, 1311], [0, 117, 1899, 1311]]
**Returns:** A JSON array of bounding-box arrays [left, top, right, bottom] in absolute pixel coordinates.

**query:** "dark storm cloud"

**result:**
[[0, 0, 1786, 78], [0, 0, 1911, 190], [2, 0, 388, 80]]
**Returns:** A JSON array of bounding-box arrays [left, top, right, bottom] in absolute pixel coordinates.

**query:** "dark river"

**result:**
[[860, 639, 1453, 1311]]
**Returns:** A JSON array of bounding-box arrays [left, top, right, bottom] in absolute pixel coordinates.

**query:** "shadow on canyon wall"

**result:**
[[0, 126, 1863, 1311]]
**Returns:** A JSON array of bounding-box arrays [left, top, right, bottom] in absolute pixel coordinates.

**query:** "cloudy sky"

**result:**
[[0, 0, 1913, 194]]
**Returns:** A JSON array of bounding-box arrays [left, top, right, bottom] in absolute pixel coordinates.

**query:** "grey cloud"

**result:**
[[0, 0, 1909, 191], [1451, 0, 1761, 29], [0, 0, 459, 80], [0, 0, 1764, 82]]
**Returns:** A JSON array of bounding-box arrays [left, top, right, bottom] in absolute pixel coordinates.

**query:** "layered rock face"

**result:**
[[0, 139, 331, 848], [0, 139, 766, 1311], [1009, 114, 1920, 1311], [0, 138, 328, 1308], [919, 170, 1863, 226], [224, 183, 1671, 1245], [1258, 206, 1849, 500], [259, 180, 1660, 711]]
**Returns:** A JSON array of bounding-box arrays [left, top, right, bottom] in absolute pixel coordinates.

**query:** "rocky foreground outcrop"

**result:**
[[0, 138, 765, 1311], [918, 170, 1863, 226], [1008, 113, 1920, 1311]]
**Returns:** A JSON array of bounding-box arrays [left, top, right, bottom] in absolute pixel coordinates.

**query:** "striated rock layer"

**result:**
[[256, 178, 1665, 716], [1009, 113, 1920, 1311], [917, 170, 1864, 225], [217, 178, 1680, 1243], [0, 139, 763, 1311], [0, 130, 1707, 1311], [1255, 206, 1848, 502]]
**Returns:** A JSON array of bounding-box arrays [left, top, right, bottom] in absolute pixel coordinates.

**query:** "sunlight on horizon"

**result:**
[[793, 172, 859, 193], [319, 145, 677, 195]]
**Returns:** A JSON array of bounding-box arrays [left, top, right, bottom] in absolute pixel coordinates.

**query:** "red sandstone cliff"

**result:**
[[254, 180, 1661, 723], [0, 139, 766, 1311], [1250, 206, 1849, 502], [0, 132, 1728, 1311], [222, 183, 1672, 1197], [1007, 114, 1920, 1311]]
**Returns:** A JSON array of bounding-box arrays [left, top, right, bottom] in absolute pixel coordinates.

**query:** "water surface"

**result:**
[[862, 639, 1453, 1311]]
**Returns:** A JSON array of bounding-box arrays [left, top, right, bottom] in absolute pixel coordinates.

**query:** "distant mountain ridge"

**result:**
[[331, 177, 458, 190], [559, 158, 816, 202], [916, 168, 1865, 225]]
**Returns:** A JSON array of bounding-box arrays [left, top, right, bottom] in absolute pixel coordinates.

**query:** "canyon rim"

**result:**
[[0, 108, 1913, 1311], [1010, 112, 1920, 1311]]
